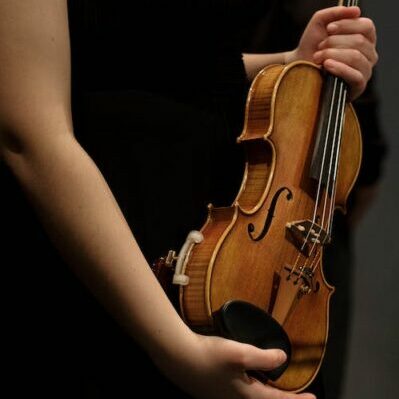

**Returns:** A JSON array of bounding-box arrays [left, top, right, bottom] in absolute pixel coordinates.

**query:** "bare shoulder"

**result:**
[[0, 0, 72, 151]]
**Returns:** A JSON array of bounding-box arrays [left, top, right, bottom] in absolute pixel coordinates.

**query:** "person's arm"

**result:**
[[243, 6, 378, 101], [0, 2, 314, 398], [0, 0, 189, 362], [243, 52, 289, 80]]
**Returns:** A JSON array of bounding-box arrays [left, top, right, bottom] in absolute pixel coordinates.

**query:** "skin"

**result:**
[[0, 2, 377, 398], [244, 6, 378, 101]]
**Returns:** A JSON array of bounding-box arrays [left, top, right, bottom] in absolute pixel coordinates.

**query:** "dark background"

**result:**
[[342, 1, 399, 398]]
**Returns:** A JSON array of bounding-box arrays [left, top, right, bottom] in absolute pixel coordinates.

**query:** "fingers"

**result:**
[[245, 378, 317, 399], [311, 12, 378, 100], [313, 43, 374, 100], [232, 345, 317, 398], [313, 8, 377, 59], [311, 6, 360, 26], [321, 58, 366, 100], [326, 17, 377, 44], [318, 34, 378, 63], [201, 338, 316, 399], [314, 48, 371, 80], [240, 345, 287, 371], [262, 384, 316, 399]]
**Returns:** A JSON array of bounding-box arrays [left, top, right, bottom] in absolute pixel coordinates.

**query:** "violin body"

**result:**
[[179, 61, 362, 392]]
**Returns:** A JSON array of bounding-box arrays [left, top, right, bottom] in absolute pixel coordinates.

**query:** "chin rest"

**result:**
[[213, 300, 291, 382]]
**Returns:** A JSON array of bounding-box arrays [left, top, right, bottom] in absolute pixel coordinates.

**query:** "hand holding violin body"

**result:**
[[153, 333, 316, 399]]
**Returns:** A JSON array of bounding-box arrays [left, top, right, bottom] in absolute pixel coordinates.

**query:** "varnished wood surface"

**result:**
[[181, 62, 362, 391]]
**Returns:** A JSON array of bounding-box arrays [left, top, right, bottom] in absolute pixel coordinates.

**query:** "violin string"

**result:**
[[290, 77, 339, 278], [344, 0, 358, 8], [308, 250, 322, 275], [326, 83, 348, 236], [290, 78, 338, 276], [306, 0, 357, 275], [306, 80, 345, 261], [310, 82, 348, 274], [295, 78, 348, 280], [290, 0, 357, 278], [312, 83, 346, 269], [309, 0, 358, 273], [298, 82, 345, 279]]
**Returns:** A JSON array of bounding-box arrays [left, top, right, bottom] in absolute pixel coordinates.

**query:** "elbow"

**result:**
[[0, 121, 39, 172], [0, 108, 75, 169], [0, 124, 25, 160]]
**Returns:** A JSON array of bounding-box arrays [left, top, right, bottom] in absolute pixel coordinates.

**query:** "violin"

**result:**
[[153, 0, 362, 392]]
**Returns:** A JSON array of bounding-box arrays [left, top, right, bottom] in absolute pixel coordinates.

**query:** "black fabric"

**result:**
[[66, 1, 272, 262], [2, 1, 271, 397]]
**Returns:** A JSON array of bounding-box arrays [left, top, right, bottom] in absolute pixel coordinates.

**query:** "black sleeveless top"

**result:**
[[67, 0, 271, 260], [2, 1, 270, 397]]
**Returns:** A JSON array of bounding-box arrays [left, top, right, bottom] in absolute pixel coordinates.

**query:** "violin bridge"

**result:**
[[285, 219, 330, 256]]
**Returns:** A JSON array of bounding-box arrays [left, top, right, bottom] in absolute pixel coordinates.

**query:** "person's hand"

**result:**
[[153, 332, 316, 399], [286, 6, 378, 101]]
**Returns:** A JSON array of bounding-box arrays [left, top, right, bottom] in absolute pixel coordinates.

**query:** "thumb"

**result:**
[[313, 6, 361, 27], [241, 346, 287, 371]]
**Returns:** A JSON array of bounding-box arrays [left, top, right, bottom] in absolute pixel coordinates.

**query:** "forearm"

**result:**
[[0, 0, 194, 367], [242, 51, 295, 80], [1, 133, 193, 361]]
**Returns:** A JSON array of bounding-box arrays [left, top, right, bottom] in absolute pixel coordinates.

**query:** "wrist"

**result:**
[[149, 328, 204, 390], [148, 320, 199, 367], [284, 49, 298, 64]]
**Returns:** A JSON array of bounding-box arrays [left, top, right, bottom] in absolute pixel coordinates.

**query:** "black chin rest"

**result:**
[[213, 300, 291, 382]]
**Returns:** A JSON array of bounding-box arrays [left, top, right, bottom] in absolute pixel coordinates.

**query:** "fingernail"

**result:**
[[277, 350, 287, 364], [327, 23, 338, 33]]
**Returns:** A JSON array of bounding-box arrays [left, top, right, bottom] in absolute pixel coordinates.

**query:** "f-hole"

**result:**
[[248, 187, 293, 242]]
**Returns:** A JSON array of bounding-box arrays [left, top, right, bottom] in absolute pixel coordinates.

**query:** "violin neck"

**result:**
[[310, 0, 360, 191]]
